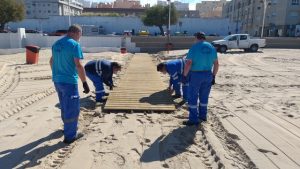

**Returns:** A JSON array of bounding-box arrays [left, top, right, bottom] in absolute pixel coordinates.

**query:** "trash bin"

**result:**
[[120, 47, 127, 54], [25, 45, 40, 64]]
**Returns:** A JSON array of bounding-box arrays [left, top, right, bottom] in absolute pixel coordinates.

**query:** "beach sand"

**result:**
[[0, 48, 299, 169]]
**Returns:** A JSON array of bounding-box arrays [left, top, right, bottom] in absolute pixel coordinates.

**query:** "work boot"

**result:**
[[96, 97, 107, 103], [172, 94, 181, 99], [182, 120, 199, 126], [63, 132, 84, 144]]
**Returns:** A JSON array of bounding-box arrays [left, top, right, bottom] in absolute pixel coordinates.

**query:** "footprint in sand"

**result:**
[[137, 119, 144, 124], [4, 133, 16, 137], [222, 114, 234, 119], [227, 133, 240, 140], [257, 148, 278, 155]]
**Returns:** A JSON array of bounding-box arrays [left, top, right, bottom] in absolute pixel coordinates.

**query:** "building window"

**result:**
[[289, 12, 299, 17], [48, 10, 51, 13], [292, 0, 299, 5]]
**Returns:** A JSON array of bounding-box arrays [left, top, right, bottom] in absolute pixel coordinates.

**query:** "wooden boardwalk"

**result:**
[[104, 54, 175, 112]]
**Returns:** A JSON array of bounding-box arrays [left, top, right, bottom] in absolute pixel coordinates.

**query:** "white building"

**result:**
[[79, 0, 91, 8], [24, 0, 83, 19], [173, 1, 189, 11], [157, 0, 188, 11], [157, 0, 167, 6], [196, 0, 226, 18]]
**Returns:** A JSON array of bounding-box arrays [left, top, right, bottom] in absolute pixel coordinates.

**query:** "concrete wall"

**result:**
[[8, 16, 231, 36], [0, 33, 139, 53]]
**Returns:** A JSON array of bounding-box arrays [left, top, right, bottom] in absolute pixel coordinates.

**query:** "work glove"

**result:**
[[82, 81, 90, 94], [109, 85, 113, 90], [182, 76, 188, 84], [211, 75, 216, 85]]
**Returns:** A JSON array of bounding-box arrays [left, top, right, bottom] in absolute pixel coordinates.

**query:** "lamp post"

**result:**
[[260, 0, 267, 38], [235, 1, 240, 33], [167, 0, 171, 42], [68, 0, 71, 26]]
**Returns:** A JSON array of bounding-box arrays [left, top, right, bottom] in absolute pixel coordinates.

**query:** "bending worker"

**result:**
[[84, 59, 121, 102], [157, 58, 188, 101], [182, 32, 219, 126]]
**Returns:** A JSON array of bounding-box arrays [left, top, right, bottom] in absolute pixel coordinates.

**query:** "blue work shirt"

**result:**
[[165, 59, 184, 80], [84, 60, 114, 87], [186, 41, 217, 71], [52, 36, 83, 84]]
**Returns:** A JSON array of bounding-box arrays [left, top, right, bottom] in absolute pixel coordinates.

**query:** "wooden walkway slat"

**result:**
[[104, 54, 175, 112]]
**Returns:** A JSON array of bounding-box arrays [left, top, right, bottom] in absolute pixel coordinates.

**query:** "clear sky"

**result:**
[[90, 0, 222, 10]]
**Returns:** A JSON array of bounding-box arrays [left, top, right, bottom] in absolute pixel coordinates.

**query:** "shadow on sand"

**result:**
[[0, 130, 66, 169], [140, 125, 197, 162], [139, 89, 174, 105]]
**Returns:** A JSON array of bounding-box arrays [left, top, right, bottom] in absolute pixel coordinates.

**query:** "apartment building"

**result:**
[[223, 0, 300, 37], [196, 0, 227, 18], [97, 3, 113, 8], [24, 0, 83, 19], [113, 0, 143, 9], [157, 0, 189, 11]]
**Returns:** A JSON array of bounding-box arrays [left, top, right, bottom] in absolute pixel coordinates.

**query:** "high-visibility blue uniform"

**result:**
[[165, 59, 188, 101], [186, 41, 217, 123], [84, 60, 113, 101], [52, 36, 83, 142]]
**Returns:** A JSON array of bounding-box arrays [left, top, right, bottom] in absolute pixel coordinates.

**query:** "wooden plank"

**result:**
[[104, 54, 175, 112]]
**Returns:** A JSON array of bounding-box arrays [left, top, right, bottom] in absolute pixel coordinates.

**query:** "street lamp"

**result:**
[[167, 0, 171, 42], [260, 0, 267, 38], [68, 0, 71, 26]]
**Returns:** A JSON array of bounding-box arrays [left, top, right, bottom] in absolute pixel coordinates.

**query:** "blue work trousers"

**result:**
[[86, 72, 105, 101], [171, 75, 189, 101], [187, 71, 213, 123], [54, 82, 80, 141]]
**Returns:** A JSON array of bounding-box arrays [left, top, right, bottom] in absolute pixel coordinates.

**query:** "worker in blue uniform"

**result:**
[[182, 32, 219, 126], [84, 60, 121, 102], [50, 25, 90, 144], [157, 58, 188, 101]]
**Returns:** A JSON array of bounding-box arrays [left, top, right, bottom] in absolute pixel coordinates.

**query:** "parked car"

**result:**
[[212, 34, 266, 53], [138, 30, 150, 36], [49, 30, 68, 36], [25, 30, 40, 33]]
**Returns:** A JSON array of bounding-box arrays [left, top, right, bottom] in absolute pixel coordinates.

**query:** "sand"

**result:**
[[0, 48, 299, 169]]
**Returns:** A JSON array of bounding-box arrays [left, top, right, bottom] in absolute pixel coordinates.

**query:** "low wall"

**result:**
[[0, 33, 140, 54]]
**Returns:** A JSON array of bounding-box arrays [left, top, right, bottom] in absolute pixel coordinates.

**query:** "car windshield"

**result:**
[[223, 35, 234, 40]]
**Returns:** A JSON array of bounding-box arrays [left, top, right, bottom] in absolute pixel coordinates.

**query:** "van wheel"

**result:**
[[250, 44, 258, 52], [219, 45, 227, 53]]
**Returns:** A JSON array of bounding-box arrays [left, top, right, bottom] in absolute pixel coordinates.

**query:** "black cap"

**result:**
[[194, 32, 206, 40]]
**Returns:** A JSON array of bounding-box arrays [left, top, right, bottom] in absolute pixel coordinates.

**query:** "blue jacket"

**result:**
[[165, 59, 185, 84], [84, 60, 113, 87]]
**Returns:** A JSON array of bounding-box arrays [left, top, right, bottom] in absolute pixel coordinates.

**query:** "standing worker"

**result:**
[[50, 25, 90, 144], [182, 32, 219, 126], [157, 59, 188, 102], [84, 60, 122, 102]]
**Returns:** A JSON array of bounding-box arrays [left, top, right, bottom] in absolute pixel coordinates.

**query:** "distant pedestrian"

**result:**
[[50, 24, 90, 144], [157, 59, 188, 101], [182, 32, 219, 126], [84, 60, 121, 102]]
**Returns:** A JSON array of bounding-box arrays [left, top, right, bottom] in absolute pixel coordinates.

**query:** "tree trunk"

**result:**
[[158, 25, 164, 36]]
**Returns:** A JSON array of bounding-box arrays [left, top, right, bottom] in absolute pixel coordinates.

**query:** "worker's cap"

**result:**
[[194, 32, 206, 40]]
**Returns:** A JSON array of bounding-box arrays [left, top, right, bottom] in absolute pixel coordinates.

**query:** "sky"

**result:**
[[90, 0, 221, 10]]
